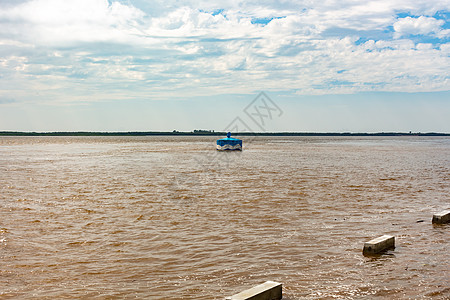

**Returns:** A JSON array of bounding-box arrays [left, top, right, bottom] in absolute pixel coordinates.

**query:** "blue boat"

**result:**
[[216, 132, 242, 151]]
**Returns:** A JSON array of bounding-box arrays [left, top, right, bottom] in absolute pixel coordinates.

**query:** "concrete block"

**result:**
[[226, 281, 282, 300], [363, 235, 395, 255], [432, 210, 450, 224]]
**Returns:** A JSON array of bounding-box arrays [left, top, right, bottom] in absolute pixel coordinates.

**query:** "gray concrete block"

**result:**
[[226, 281, 282, 300], [432, 210, 450, 224], [363, 235, 395, 255]]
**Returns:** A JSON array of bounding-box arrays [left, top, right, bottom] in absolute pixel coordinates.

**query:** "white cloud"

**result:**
[[0, 0, 145, 46], [393, 16, 446, 38], [0, 0, 449, 104]]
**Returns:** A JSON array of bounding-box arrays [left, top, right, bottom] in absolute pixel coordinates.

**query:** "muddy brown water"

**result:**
[[1, 136, 449, 299]]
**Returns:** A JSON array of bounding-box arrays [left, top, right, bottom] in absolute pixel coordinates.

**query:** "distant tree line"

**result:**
[[0, 131, 448, 136]]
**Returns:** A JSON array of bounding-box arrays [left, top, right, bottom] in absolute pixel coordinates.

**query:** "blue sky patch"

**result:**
[[395, 12, 416, 19], [328, 80, 354, 86], [435, 12, 450, 29], [251, 16, 284, 25], [211, 9, 224, 16]]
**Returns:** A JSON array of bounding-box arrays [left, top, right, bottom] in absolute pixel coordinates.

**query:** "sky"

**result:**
[[0, 0, 449, 132]]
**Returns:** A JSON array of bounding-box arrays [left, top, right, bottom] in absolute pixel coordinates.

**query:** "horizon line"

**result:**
[[1, 131, 449, 137]]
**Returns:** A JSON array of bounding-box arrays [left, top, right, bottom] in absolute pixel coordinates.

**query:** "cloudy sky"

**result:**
[[0, 0, 449, 132]]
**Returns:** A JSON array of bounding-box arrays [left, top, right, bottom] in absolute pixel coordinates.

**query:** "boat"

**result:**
[[216, 132, 242, 151]]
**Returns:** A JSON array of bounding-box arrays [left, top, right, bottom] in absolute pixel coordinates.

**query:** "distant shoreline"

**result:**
[[1, 131, 449, 136]]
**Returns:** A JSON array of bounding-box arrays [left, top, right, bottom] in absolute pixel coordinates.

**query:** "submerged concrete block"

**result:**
[[363, 235, 395, 255], [226, 281, 282, 300], [432, 210, 450, 224]]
